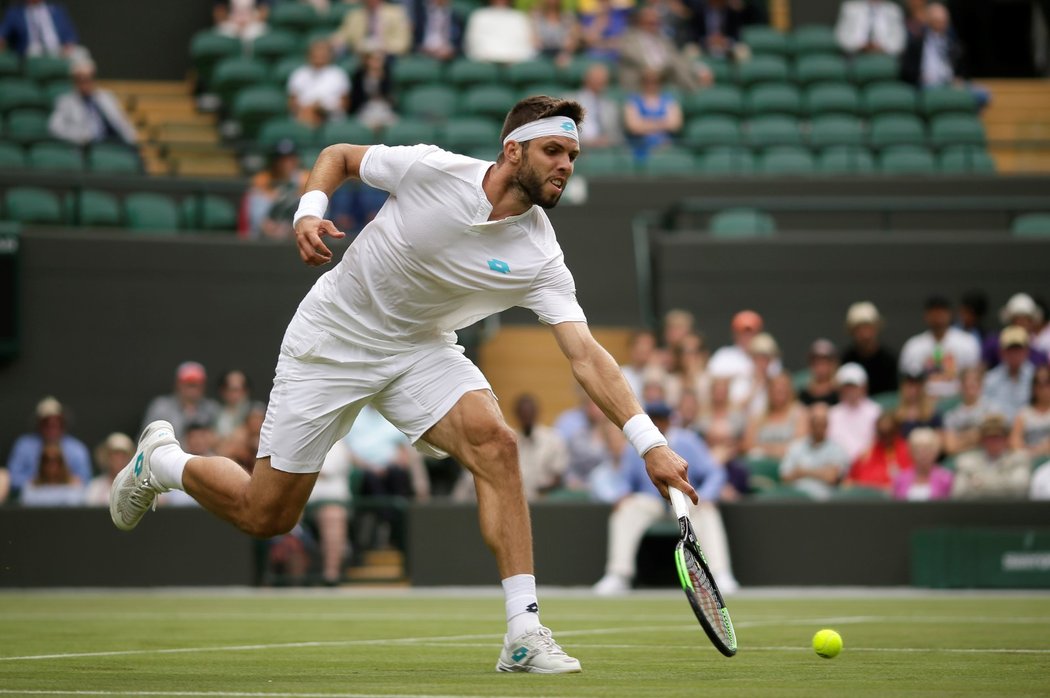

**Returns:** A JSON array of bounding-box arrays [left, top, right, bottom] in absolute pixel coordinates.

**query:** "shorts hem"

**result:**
[[259, 452, 325, 474], [406, 380, 493, 458]]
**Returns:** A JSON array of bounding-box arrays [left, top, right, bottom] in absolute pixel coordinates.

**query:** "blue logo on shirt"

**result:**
[[488, 259, 510, 274]]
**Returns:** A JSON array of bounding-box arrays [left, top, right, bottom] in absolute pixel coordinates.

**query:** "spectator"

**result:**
[[620, 329, 662, 400], [841, 301, 899, 397], [688, 0, 763, 60], [799, 338, 840, 406], [984, 293, 1048, 368], [899, 295, 981, 399], [49, 60, 138, 147], [0, 0, 85, 58], [619, 5, 710, 92], [899, 2, 989, 109], [696, 376, 747, 444], [944, 366, 990, 455], [349, 49, 398, 132], [704, 417, 750, 500], [952, 414, 1032, 499], [895, 369, 942, 438], [779, 403, 850, 500], [142, 361, 221, 443], [675, 387, 702, 431], [241, 138, 308, 240], [579, 0, 631, 61], [741, 332, 780, 416], [664, 331, 707, 408], [310, 437, 353, 585], [742, 373, 807, 460], [84, 432, 134, 506], [708, 309, 766, 406], [288, 39, 350, 127], [593, 401, 736, 595], [20, 443, 85, 506], [827, 362, 881, 463], [903, 0, 927, 37], [214, 370, 253, 439], [1009, 365, 1050, 463], [573, 62, 626, 149], [661, 307, 696, 355], [411, 0, 465, 61], [892, 427, 952, 500], [847, 412, 913, 491], [0, 468, 9, 504], [956, 289, 989, 344], [332, 0, 412, 56], [553, 386, 592, 442], [214, 0, 269, 43], [562, 399, 620, 492], [983, 326, 1036, 420], [834, 0, 906, 56], [327, 179, 388, 235], [463, 0, 538, 63], [1030, 460, 1050, 500], [623, 69, 683, 161], [531, 0, 579, 66], [1033, 297, 1050, 357], [6, 396, 92, 498], [513, 393, 570, 499]]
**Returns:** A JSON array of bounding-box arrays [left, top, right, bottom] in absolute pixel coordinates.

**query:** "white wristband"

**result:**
[[292, 190, 329, 228], [623, 413, 668, 457]]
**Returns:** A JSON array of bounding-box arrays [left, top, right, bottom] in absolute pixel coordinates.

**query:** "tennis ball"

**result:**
[[812, 629, 843, 659]]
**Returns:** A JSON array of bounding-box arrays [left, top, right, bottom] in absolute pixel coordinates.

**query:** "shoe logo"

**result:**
[[133, 453, 144, 477], [526, 602, 538, 614], [487, 259, 510, 274], [511, 646, 529, 662]]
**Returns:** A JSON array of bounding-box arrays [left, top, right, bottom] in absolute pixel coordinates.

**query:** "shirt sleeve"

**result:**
[[522, 254, 587, 325], [358, 144, 435, 194]]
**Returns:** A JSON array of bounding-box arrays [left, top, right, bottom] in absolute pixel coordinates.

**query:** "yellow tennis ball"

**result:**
[[812, 629, 843, 659]]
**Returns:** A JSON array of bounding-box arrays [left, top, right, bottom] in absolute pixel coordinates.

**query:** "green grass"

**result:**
[[1, 590, 1049, 697]]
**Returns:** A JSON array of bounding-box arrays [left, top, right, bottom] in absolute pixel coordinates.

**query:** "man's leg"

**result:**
[[595, 493, 665, 594], [690, 500, 738, 592]]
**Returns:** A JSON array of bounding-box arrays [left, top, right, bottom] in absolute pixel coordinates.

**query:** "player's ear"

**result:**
[[504, 141, 522, 165]]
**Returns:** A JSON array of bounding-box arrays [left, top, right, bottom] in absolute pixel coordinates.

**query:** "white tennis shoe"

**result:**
[[109, 420, 177, 531], [496, 626, 582, 674]]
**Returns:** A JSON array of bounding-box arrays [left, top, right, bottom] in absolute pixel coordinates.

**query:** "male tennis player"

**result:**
[[110, 96, 698, 674]]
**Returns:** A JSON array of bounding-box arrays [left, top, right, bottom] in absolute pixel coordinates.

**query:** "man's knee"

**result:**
[[463, 422, 519, 478], [242, 504, 301, 538]]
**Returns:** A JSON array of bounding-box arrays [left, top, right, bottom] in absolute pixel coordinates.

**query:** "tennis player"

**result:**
[[110, 96, 698, 674]]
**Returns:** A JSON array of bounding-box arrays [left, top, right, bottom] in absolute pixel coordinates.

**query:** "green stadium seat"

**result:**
[[804, 83, 860, 117], [736, 55, 789, 87], [831, 486, 889, 500], [71, 189, 121, 227], [297, 146, 322, 168], [5, 109, 51, 144], [317, 119, 375, 146], [0, 142, 25, 168], [232, 85, 287, 137], [447, 58, 500, 87], [790, 25, 839, 57], [573, 148, 634, 177], [251, 30, 301, 63], [517, 82, 566, 100], [862, 82, 918, 117], [938, 144, 994, 173], [698, 56, 732, 83], [759, 146, 815, 174], [869, 113, 925, 148], [212, 57, 269, 104], [268, 2, 321, 32], [124, 192, 180, 233], [1011, 213, 1050, 237], [920, 86, 977, 117], [27, 141, 83, 171], [87, 143, 141, 173], [709, 207, 776, 237], [743, 455, 781, 491], [505, 59, 557, 86], [817, 145, 876, 173], [879, 145, 935, 174], [746, 84, 802, 117], [273, 56, 306, 86], [3, 186, 63, 224], [683, 116, 742, 150], [258, 117, 315, 149], [0, 51, 20, 78], [558, 57, 607, 86], [337, 54, 360, 77], [929, 114, 986, 148], [461, 84, 517, 119], [24, 55, 70, 82], [748, 115, 802, 148], [809, 115, 865, 148], [752, 485, 813, 500], [698, 146, 755, 174], [402, 85, 458, 121], [391, 55, 444, 89], [182, 194, 237, 231], [741, 26, 790, 58], [0, 79, 49, 113], [849, 54, 898, 85], [682, 85, 743, 119], [791, 368, 811, 392], [43, 79, 70, 102], [466, 147, 498, 161], [440, 117, 501, 151], [794, 54, 848, 87], [321, 1, 352, 28], [641, 148, 696, 175], [383, 118, 438, 146], [190, 31, 242, 86]]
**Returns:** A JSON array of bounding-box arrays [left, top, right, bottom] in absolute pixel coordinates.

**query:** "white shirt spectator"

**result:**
[[1030, 461, 1050, 500], [827, 398, 881, 463], [287, 64, 350, 115], [899, 327, 981, 398], [779, 437, 850, 500], [464, 5, 538, 63], [834, 0, 906, 55]]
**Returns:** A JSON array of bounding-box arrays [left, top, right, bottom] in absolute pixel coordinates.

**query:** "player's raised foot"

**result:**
[[496, 626, 582, 674], [592, 573, 630, 596], [109, 420, 177, 531]]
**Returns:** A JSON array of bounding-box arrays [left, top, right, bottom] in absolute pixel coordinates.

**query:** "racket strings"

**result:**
[[684, 548, 730, 643]]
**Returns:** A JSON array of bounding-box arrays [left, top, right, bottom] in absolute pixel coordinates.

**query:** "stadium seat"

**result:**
[[558, 57, 607, 86], [0, 141, 25, 168], [862, 82, 918, 117], [831, 486, 889, 500], [758, 146, 815, 174], [573, 148, 635, 177], [752, 485, 813, 500], [297, 146, 322, 168], [383, 119, 438, 146], [790, 25, 839, 57], [43, 79, 70, 102], [0, 79, 49, 113], [682, 116, 742, 150], [747, 115, 803, 148], [869, 113, 926, 148], [211, 57, 269, 104], [24, 55, 70, 82], [741, 26, 790, 58], [505, 59, 557, 86], [181, 194, 237, 231], [794, 54, 848, 87], [920, 86, 977, 117], [447, 58, 500, 88], [517, 82, 566, 100], [641, 148, 696, 175], [402, 85, 459, 121], [849, 54, 898, 85], [817, 145, 876, 173], [698, 146, 755, 174], [272, 56, 305, 87], [257, 117, 315, 149], [3, 186, 63, 224], [809, 115, 865, 148], [699, 56, 732, 83], [440, 117, 501, 151], [804, 83, 860, 117], [391, 55, 444, 89], [0, 51, 19, 78], [681, 84, 743, 119], [317, 119, 375, 146], [1011, 213, 1050, 237], [938, 144, 995, 173], [4, 109, 51, 144], [87, 143, 141, 173], [746, 84, 802, 117], [929, 114, 986, 148], [28, 141, 84, 171], [190, 31, 242, 86], [231, 85, 287, 137], [268, 1, 321, 32], [736, 55, 789, 87], [461, 85, 517, 119], [742, 455, 781, 490], [250, 30, 301, 63], [71, 189, 122, 227], [709, 207, 776, 238], [879, 145, 935, 174], [124, 193, 180, 232]]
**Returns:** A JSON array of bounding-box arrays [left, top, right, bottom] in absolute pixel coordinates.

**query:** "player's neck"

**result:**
[[483, 162, 532, 221]]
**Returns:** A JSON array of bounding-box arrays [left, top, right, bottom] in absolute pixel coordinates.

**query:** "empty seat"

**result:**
[[269, 2, 321, 32], [317, 119, 375, 146], [258, 117, 315, 149], [273, 56, 306, 87], [190, 31, 242, 86], [1011, 213, 1050, 237], [920, 86, 977, 117], [447, 59, 500, 87], [28, 141, 84, 171], [938, 144, 995, 173], [250, 30, 301, 63], [402, 85, 458, 120], [869, 113, 926, 148], [863, 82, 918, 117], [212, 57, 269, 104], [461, 85, 517, 119], [759, 146, 815, 174], [383, 118, 438, 146], [0, 79, 48, 113], [0, 142, 25, 169], [182, 194, 237, 231], [741, 27, 790, 58], [232, 86, 287, 137], [809, 114, 865, 148], [441, 117, 501, 151], [929, 114, 985, 148], [709, 207, 776, 237], [517, 82, 565, 100], [88, 143, 140, 173], [736, 55, 789, 87], [818, 145, 876, 173], [682, 85, 743, 119], [794, 54, 848, 86], [124, 192, 180, 232], [641, 148, 696, 175], [391, 55, 444, 89], [683, 116, 742, 150], [5, 109, 50, 144], [791, 25, 839, 57], [0, 51, 19, 78], [804, 83, 860, 117], [748, 115, 802, 148], [505, 59, 557, 86], [71, 189, 122, 227], [698, 146, 755, 174], [558, 57, 609, 86], [3, 187, 63, 224], [746, 84, 802, 117], [573, 148, 635, 177], [850, 54, 898, 85], [879, 145, 935, 174], [24, 55, 71, 82]]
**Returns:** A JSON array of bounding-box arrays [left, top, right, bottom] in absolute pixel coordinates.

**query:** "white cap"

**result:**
[[836, 362, 868, 387], [845, 301, 881, 329], [999, 293, 1042, 324]]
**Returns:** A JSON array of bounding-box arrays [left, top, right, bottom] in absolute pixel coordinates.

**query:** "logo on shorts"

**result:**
[[487, 259, 510, 274]]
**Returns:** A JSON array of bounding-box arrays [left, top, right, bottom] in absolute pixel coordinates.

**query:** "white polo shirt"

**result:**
[[287, 64, 350, 113], [296, 144, 586, 353]]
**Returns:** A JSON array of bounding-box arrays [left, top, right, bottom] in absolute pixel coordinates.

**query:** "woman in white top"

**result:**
[[1011, 365, 1050, 462]]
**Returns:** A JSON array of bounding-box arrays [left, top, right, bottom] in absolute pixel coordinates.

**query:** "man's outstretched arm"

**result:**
[[293, 144, 371, 267], [550, 321, 698, 503]]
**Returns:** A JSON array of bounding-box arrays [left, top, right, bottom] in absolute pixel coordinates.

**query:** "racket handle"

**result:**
[[669, 487, 690, 519]]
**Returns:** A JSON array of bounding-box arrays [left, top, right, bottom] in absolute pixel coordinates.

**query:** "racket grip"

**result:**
[[669, 487, 690, 519]]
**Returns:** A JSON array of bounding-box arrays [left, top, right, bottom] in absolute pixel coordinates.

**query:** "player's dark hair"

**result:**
[[497, 96, 586, 162]]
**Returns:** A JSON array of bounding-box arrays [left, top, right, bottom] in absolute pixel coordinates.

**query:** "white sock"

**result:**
[[150, 443, 192, 490], [503, 573, 541, 639]]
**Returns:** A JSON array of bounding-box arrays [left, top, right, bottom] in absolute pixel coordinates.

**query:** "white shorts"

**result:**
[[257, 315, 491, 474]]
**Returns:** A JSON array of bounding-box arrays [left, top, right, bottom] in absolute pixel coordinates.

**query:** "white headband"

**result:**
[[502, 116, 579, 146]]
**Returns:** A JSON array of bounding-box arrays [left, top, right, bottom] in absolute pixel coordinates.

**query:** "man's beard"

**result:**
[[514, 146, 563, 209]]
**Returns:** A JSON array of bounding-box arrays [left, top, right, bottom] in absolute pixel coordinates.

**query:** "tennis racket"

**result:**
[[669, 487, 737, 657]]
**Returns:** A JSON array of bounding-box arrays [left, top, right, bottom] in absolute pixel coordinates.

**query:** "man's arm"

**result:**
[[293, 144, 370, 266], [550, 321, 697, 502]]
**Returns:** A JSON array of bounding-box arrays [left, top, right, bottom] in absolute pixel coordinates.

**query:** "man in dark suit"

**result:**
[[688, 0, 763, 59], [900, 2, 966, 87], [0, 0, 79, 57], [410, 0, 465, 61]]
